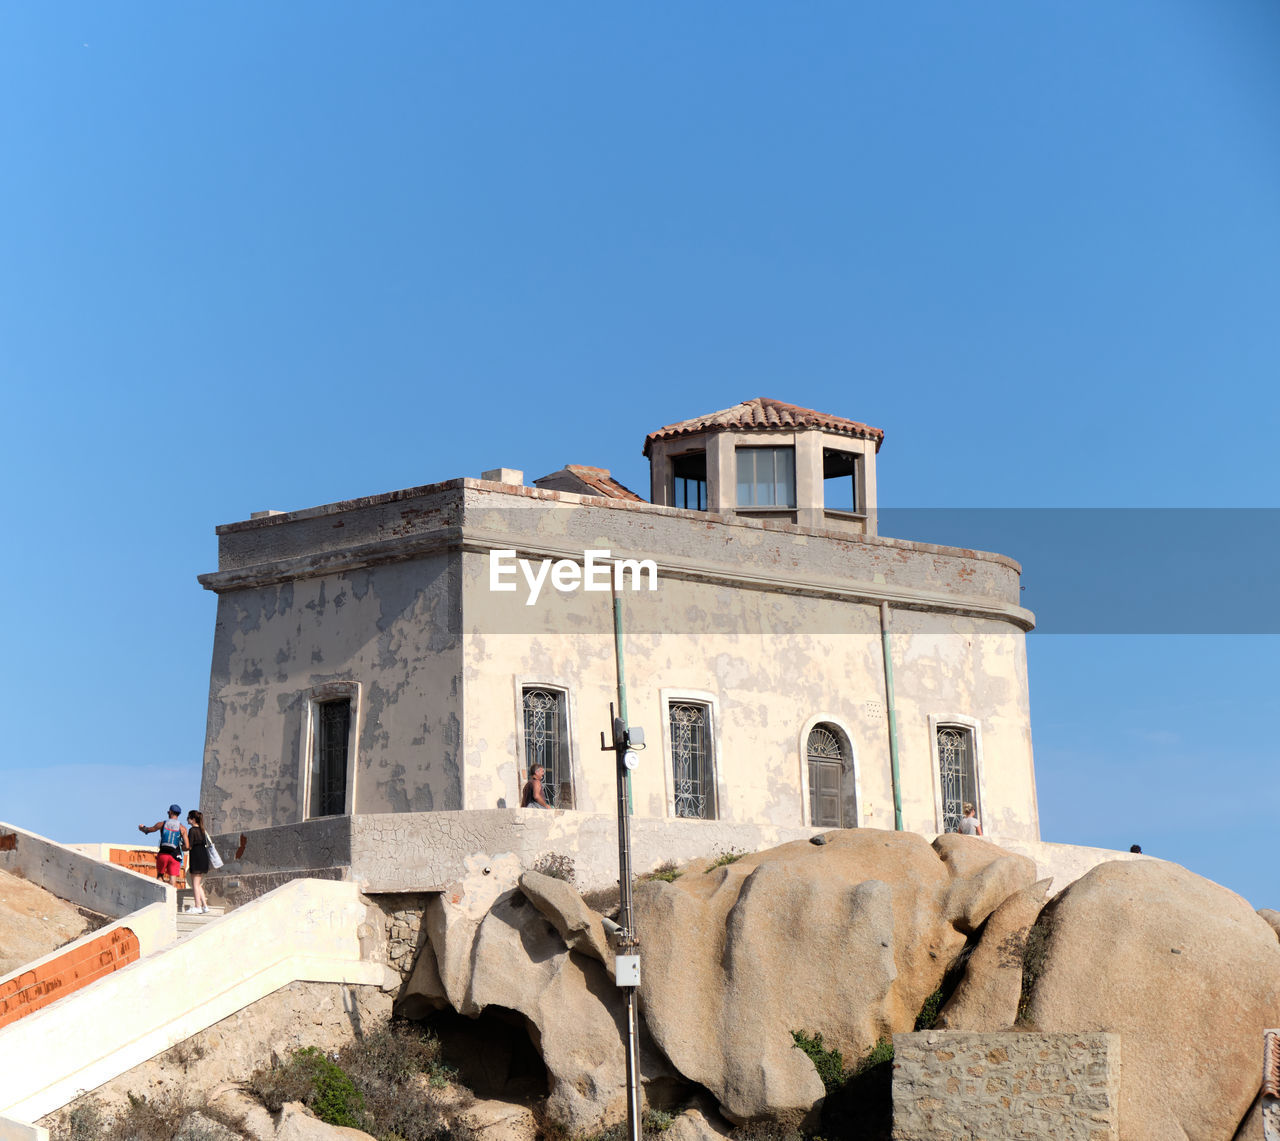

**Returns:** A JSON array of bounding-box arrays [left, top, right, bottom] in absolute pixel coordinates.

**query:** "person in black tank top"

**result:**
[[186, 810, 211, 913]]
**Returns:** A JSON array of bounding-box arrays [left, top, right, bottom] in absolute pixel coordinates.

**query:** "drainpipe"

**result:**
[[880, 602, 905, 831]]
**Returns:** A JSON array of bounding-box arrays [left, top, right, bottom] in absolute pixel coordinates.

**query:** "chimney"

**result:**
[[481, 468, 524, 486]]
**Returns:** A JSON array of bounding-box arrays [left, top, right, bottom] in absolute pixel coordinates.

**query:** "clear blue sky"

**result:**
[[2, 3, 1276, 905]]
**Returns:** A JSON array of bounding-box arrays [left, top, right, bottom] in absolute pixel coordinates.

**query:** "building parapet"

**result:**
[[200, 483, 1033, 630]]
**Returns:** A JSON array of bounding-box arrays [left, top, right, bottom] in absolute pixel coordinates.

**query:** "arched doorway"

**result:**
[[807, 724, 850, 828]]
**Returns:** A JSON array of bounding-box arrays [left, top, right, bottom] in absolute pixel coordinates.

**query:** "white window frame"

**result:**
[[797, 713, 861, 829], [928, 713, 986, 835], [298, 681, 361, 822], [513, 677, 578, 810], [659, 688, 724, 821]]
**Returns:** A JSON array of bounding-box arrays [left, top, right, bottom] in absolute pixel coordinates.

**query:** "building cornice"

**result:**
[[198, 523, 1035, 631]]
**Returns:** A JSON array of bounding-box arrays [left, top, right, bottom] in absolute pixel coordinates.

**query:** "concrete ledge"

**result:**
[[0, 823, 170, 919], [992, 836, 1148, 894], [204, 816, 1147, 899], [210, 809, 828, 894], [0, 1118, 47, 1141]]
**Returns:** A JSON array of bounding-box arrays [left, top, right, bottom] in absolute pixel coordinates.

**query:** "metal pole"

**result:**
[[612, 584, 642, 1141], [880, 601, 905, 831]]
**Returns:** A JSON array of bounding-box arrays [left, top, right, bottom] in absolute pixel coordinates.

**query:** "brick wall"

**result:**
[[892, 1030, 1120, 1141], [109, 848, 184, 888], [0, 928, 140, 1030]]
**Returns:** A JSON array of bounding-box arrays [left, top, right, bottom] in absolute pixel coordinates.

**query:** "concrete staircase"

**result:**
[[176, 906, 225, 937], [0, 878, 396, 1130]]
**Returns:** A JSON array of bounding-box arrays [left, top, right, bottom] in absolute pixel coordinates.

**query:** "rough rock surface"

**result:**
[[410, 857, 632, 1134], [0, 867, 95, 974], [207, 1089, 278, 1141], [634, 829, 1035, 1123], [465, 888, 628, 1133], [274, 1102, 377, 1140], [459, 1095, 539, 1141], [930, 834, 1038, 935], [519, 869, 614, 973], [1257, 908, 1280, 942], [1021, 859, 1280, 1141], [175, 1110, 245, 1141], [666, 1102, 735, 1141], [936, 878, 1051, 1031], [419, 853, 523, 1013]]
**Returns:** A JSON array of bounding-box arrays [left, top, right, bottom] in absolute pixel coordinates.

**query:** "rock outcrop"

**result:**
[[400, 855, 630, 1134], [394, 836, 1280, 1141], [633, 829, 1036, 1123], [935, 877, 1052, 1031], [1257, 908, 1280, 942], [1020, 859, 1280, 1141]]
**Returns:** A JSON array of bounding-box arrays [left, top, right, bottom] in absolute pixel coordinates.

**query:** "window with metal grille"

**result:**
[[937, 724, 978, 833], [672, 451, 707, 511], [669, 702, 715, 819], [311, 698, 351, 818], [807, 725, 845, 828], [522, 688, 571, 808], [736, 446, 796, 508]]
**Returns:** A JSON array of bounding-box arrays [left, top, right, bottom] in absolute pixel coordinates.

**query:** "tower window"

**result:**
[[672, 451, 707, 511], [823, 449, 861, 513], [736, 446, 796, 508]]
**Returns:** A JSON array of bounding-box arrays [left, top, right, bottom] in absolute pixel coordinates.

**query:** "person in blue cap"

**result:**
[[139, 804, 189, 885]]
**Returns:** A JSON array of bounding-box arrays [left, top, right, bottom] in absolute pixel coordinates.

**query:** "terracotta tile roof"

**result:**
[[532, 465, 645, 501], [643, 397, 884, 455]]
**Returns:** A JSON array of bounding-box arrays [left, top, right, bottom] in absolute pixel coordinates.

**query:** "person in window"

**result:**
[[139, 804, 188, 885], [958, 803, 982, 836], [185, 810, 211, 913], [521, 765, 550, 809]]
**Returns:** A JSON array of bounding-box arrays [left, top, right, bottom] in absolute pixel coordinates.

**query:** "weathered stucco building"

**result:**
[[198, 398, 1040, 858]]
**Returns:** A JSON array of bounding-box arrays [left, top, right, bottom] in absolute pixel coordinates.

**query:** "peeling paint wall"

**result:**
[[461, 555, 1036, 838], [200, 555, 463, 833], [199, 481, 1037, 841]]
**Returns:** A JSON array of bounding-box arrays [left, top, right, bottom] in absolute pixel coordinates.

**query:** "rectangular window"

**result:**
[[311, 698, 351, 818], [937, 724, 978, 833], [736, 446, 796, 508], [669, 702, 715, 819], [822, 448, 861, 513], [672, 451, 707, 511], [523, 687, 572, 807]]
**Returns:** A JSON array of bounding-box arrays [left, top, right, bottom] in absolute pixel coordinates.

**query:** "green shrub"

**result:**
[[704, 849, 743, 873], [914, 986, 944, 1031], [643, 1108, 675, 1133], [791, 1030, 845, 1092], [855, 1038, 894, 1074], [645, 861, 682, 883], [248, 1046, 364, 1128]]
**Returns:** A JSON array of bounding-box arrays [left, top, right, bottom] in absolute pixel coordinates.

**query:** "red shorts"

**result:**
[[156, 852, 182, 879]]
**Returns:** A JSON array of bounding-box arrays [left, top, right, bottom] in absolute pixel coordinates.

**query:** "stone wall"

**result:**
[[892, 1030, 1120, 1141]]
